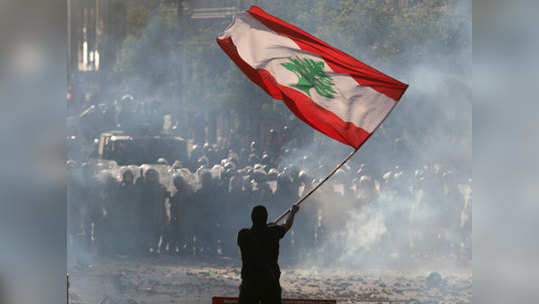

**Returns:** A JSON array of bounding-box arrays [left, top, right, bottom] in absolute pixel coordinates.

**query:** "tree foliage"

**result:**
[[114, 0, 469, 123]]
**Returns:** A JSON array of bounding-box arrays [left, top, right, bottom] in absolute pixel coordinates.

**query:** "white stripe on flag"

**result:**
[[219, 12, 397, 133]]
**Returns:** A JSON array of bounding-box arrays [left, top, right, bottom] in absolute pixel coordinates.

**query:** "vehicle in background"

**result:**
[[97, 131, 187, 166]]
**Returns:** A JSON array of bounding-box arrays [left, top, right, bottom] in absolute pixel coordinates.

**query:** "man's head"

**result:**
[[145, 168, 159, 184], [251, 205, 268, 226], [173, 174, 184, 190], [122, 169, 134, 185]]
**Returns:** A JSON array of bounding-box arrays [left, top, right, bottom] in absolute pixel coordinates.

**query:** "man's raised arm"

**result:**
[[282, 205, 299, 233]]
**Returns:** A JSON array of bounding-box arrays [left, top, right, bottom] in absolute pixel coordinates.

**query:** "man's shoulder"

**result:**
[[238, 228, 250, 234], [267, 224, 285, 231], [237, 228, 251, 246], [267, 224, 287, 238], [237, 228, 251, 238]]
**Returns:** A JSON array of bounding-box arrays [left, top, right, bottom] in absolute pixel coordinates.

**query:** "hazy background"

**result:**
[[62, 0, 472, 276]]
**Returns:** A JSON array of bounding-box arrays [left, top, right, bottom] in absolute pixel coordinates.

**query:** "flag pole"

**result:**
[[272, 147, 359, 224]]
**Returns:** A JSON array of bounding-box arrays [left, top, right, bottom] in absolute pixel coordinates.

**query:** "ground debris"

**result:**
[[69, 256, 471, 304]]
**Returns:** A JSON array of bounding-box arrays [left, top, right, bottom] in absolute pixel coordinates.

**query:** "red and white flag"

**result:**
[[217, 6, 408, 149]]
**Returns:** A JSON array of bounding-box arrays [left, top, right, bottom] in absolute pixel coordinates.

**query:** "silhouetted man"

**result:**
[[237, 204, 299, 303]]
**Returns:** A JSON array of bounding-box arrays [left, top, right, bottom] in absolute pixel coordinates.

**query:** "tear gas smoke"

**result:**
[[67, 0, 471, 276]]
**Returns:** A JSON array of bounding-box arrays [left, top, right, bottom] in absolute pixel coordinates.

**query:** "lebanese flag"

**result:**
[[216, 6, 408, 149]]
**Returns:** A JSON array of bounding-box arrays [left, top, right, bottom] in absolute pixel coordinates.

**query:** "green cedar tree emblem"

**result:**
[[281, 56, 337, 99]]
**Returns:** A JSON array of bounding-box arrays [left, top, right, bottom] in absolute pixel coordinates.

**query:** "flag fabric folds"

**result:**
[[217, 6, 408, 149]]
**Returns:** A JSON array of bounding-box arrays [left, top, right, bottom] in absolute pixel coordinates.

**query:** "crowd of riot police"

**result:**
[[67, 137, 472, 263]]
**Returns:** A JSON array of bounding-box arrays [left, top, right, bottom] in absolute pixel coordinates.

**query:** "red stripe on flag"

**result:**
[[278, 82, 371, 148], [247, 6, 408, 102], [216, 37, 284, 100], [217, 36, 370, 149]]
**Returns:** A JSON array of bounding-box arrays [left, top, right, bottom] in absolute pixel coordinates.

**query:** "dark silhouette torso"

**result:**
[[237, 225, 286, 283]]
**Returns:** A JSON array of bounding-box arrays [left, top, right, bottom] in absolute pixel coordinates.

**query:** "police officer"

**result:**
[[194, 169, 216, 255], [222, 173, 246, 257], [170, 174, 189, 255], [138, 168, 170, 254], [118, 169, 139, 253]]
